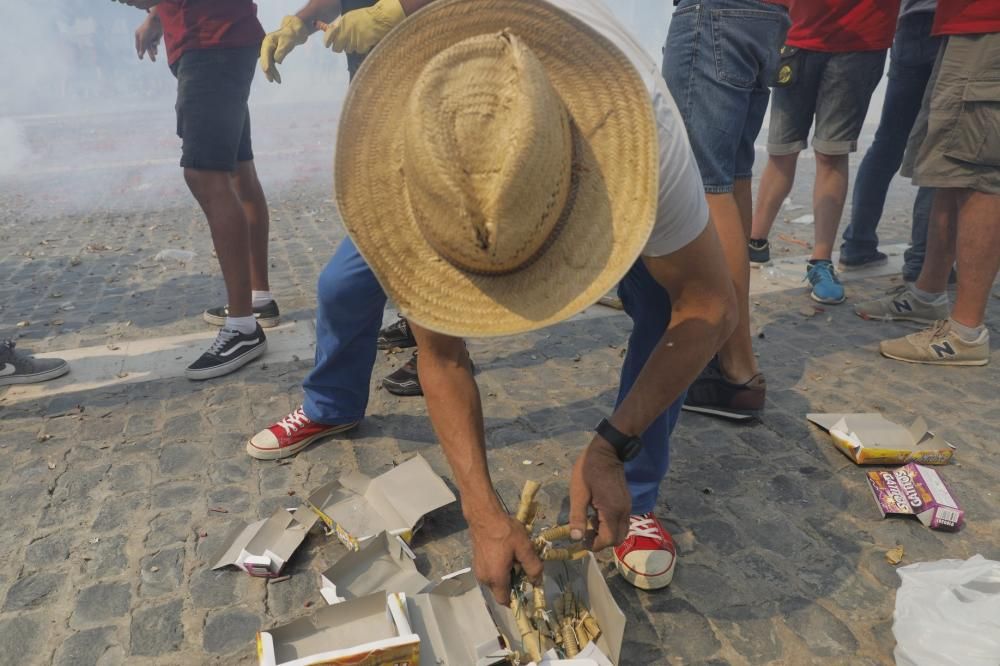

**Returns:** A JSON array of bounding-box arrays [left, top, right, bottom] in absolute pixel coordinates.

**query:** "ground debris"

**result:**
[[886, 546, 905, 566]]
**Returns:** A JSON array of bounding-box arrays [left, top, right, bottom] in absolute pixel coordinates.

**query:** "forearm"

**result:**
[[611, 263, 735, 437], [295, 0, 342, 24], [410, 328, 506, 525]]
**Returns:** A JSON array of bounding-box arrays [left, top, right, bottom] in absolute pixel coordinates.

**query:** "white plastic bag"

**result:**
[[893, 554, 1000, 666]]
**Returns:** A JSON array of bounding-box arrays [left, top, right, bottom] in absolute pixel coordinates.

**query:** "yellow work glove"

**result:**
[[323, 0, 405, 55], [260, 15, 311, 84]]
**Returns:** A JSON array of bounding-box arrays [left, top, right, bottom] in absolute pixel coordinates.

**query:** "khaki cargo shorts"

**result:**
[[902, 32, 1000, 195]]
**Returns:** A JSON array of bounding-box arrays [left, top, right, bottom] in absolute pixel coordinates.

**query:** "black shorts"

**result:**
[[171, 46, 258, 171]]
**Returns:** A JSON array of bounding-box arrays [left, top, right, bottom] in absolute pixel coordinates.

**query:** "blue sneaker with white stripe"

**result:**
[[807, 260, 846, 305]]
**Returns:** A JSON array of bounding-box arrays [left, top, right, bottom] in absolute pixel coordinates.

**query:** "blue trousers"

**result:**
[[302, 240, 683, 513], [841, 11, 941, 279], [617, 260, 686, 515]]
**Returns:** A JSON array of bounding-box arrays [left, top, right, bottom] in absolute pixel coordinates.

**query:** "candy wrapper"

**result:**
[[867, 463, 964, 531]]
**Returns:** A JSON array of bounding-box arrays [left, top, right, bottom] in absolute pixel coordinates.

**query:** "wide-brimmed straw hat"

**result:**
[[335, 0, 657, 337]]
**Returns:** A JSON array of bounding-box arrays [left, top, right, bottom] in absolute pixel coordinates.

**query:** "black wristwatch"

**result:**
[[595, 418, 643, 462]]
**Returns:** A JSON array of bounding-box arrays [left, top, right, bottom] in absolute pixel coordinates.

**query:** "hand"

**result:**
[[468, 508, 544, 606], [323, 0, 405, 54], [114, 0, 162, 9], [569, 436, 631, 551], [259, 15, 311, 84], [135, 14, 162, 62]]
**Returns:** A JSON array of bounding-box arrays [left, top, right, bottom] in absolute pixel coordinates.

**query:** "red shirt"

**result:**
[[933, 0, 1000, 35], [156, 0, 265, 66], [786, 0, 903, 52]]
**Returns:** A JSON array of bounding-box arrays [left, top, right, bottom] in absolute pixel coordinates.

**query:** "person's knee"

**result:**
[[232, 162, 262, 201], [316, 265, 355, 315], [183, 168, 229, 200], [814, 151, 848, 170], [410, 325, 468, 370]]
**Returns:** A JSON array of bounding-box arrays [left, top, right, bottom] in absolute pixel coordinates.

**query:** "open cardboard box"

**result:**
[[212, 508, 318, 578], [483, 554, 626, 666], [406, 570, 509, 665], [257, 592, 420, 666], [807, 413, 955, 465], [307, 455, 456, 550], [320, 532, 430, 605], [867, 463, 965, 531]]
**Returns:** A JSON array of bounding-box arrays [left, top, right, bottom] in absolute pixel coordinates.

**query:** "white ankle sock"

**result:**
[[949, 318, 985, 343], [910, 285, 947, 305], [226, 316, 257, 335], [251, 290, 273, 308]]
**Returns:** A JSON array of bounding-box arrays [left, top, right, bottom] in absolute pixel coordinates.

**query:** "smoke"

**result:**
[[0, 1, 686, 218]]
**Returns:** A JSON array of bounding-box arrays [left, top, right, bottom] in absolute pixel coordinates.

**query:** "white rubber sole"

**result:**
[[879, 350, 988, 367], [810, 291, 846, 305], [854, 311, 940, 325], [681, 404, 756, 422], [614, 554, 676, 591], [246, 421, 359, 461], [0, 362, 70, 386], [185, 341, 267, 381]]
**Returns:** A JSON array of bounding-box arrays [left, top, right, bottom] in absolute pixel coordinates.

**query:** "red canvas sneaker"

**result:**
[[613, 512, 677, 590], [246, 407, 358, 460]]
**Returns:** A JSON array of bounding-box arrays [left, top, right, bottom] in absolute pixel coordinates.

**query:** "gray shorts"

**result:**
[[904, 33, 1000, 195], [767, 49, 887, 156]]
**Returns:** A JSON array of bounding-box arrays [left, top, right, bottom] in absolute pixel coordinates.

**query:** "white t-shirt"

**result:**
[[545, 0, 710, 257]]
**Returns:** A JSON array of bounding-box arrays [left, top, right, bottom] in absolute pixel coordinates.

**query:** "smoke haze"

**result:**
[[0, 1, 880, 218]]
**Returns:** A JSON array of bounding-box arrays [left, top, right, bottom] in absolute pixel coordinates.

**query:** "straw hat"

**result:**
[[336, 0, 657, 337]]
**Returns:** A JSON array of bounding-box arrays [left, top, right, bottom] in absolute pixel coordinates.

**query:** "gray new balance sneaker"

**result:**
[[0, 339, 70, 386], [880, 320, 989, 366], [855, 284, 949, 324]]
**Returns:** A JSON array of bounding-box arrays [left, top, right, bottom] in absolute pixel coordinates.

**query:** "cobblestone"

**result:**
[[53, 627, 125, 666], [71, 582, 131, 627], [1, 107, 998, 664], [129, 599, 184, 657]]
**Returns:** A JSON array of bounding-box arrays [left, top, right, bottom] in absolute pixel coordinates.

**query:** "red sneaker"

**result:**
[[613, 513, 677, 590], [246, 407, 358, 460]]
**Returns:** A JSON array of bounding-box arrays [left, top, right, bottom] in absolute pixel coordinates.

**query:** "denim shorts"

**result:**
[[767, 48, 887, 156], [171, 46, 258, 171], [662, 0, 790, 193]]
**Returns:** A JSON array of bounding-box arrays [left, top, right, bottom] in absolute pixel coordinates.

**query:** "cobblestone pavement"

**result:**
[[1, 107, 998, 665]]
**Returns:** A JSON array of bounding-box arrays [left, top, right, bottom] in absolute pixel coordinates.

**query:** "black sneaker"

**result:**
[[682, 358, 764, 421], [838, 251, 888, 272], [378, 316, 417, 350], [0, 339, 70, 386], [186, 325, 267, 381], [748, 239, 771, 265], [203, 301, 280, 328], [383, 350, 422, 396]]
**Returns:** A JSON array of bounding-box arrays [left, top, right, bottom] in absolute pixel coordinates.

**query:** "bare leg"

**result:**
[[915, 189, 959, 295], [951, 190, 1000, 328], [751, 153, 799, 241], [707, 180, 757, 384], [812, 151, 850, 262], [232, 160, 271, 293], [184, 168, 252, 317]]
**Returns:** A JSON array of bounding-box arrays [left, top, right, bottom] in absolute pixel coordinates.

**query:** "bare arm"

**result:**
[[408, 324, 543, 605], [569, 222, 737, 546], [613, 222, 737, 437]]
